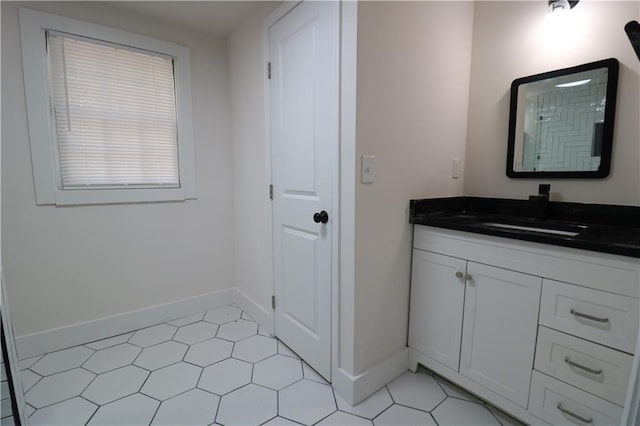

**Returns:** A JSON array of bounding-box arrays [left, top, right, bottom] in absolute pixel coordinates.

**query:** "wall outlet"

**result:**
[[361, 155, 375, 184], [452, 159, 463, 179]]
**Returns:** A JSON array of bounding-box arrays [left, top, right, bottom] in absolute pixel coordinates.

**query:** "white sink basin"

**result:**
[[483, 222, 580, 237]]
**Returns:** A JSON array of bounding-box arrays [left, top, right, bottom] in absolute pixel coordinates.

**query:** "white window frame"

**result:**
[[19, 8, 197, 205]]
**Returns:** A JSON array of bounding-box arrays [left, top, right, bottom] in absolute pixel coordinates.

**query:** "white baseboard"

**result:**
[[233, 288, 273, 335], [15, 288, 236, 359], [333, 347, 409, 405]]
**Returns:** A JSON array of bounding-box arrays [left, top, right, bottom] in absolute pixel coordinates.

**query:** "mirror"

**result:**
[[507, 58, 619, 178]]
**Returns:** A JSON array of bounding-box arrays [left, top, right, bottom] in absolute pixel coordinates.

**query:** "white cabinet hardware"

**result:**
[[556, 402, 594, 423], [570, 309, 609, 323]]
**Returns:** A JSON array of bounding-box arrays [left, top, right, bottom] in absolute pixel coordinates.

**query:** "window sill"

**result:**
[[43, 187, 195, 206]]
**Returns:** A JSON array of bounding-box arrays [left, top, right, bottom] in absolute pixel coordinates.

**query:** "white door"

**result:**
[[409, 250, 466, 372], [269, 0, 339, 380], [460, 262, 542, 408]]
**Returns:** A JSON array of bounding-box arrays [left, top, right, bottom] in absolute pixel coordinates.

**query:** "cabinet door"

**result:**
[[409, 250, 466, 372], [460, 262, 542, 408]]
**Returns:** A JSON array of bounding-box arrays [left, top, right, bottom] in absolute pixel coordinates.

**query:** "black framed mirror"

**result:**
[[506, 58, 619, 178]]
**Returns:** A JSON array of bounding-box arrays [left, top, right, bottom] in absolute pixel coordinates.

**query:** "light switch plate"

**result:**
[[361, 155, 375, 184], [452, 159, 463, 179]]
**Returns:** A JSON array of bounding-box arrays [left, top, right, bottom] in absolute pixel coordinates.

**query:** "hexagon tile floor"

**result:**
[[19, 305, 524, 425]]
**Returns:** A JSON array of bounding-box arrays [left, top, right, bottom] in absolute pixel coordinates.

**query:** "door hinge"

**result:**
[[271, 295, 276, 310], [269, 184, 273, 200], [267, 62, 271, 79]]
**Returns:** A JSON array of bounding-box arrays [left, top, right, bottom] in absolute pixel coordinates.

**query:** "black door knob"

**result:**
[[313, 210, 329, 224]]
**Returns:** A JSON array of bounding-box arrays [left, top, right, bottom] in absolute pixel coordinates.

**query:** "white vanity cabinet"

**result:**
[[409, 225, 640, 425]]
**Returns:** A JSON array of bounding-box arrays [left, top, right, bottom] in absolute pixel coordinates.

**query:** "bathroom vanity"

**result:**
[[408, 197, 640, 425]]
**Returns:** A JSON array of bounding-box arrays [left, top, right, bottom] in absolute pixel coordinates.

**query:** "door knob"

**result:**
[[313, 210, 329, 224]]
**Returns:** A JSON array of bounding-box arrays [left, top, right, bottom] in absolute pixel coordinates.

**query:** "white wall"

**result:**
[[228, 2, 280, 328], [1, 1, 235, 337], [353, 1, 474, 374], [464, 1, 640, 204]]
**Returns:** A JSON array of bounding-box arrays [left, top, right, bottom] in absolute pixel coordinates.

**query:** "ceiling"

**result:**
[[106, 1, 274, 37]]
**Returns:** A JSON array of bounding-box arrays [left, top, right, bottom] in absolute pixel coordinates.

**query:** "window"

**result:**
[[19, 8, 196, 205]]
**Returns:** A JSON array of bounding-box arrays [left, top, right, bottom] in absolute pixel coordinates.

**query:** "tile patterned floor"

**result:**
[[19, 305, 524, 425]]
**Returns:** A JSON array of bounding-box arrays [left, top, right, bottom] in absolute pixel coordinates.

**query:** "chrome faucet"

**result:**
[[529, 184, 550, 220]]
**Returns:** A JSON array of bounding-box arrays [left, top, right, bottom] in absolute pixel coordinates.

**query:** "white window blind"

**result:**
[[47, 32, 180, 189]]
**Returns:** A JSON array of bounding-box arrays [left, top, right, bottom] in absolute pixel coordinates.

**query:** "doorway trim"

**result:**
[[331, 0, 357, 401]]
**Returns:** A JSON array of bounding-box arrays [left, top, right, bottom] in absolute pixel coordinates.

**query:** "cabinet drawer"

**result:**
[[529, 371, 623, 426], [540, 279, 639, 353], [534, 327, 632, 406]]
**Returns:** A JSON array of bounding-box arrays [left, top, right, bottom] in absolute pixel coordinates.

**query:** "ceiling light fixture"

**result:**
[[556, 79, 591, 88], [625, 21, 640, 62], [548, 0, 579, 13]]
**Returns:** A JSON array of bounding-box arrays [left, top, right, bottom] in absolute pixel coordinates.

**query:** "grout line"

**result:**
[[251, 381, 281, 393], [148, 394, 162, 425], [447, 393, 484, 405], [180, 341, 190, 363], [91, 391, 141, 412], [25, 403, 37, 414], [78, 394, 97, 407], [30, 364, 90, 378], [137, 367, 154, 395], [259, 414, 278, 426], [428, 397, 447, 413], [28, 392, 87, 413], [432, 373, 448, 395], [276, 383, 280, 419], [82, 397, 100, 425], [127, 341, 145, 350], [84, 332, 134, 350], [195, 360, 205, 389], [125, 349, 146, 370], [277, 414, 305, 425], [77, 368, 98, 397], [371, 403, 395, 422], [21, 372, 42, 393], [183, 358, 214, 369], [196, 386, 221, 398], [433, 373, 484, 405], [335, 408, 373, 422], [486, 404, 506, 426], [137, 390, 162, 403], [387, 385, 397, 404], [168, 325, 179, 341], [18, 355, 44, 370], [311, 409, 336, 425], [212, 388, 222, 425]]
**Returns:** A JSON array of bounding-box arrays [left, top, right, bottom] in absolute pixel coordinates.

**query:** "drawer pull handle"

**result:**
[[556, 403, 593, 424], [564, 356, 602, 375], [570, 309, 609, 323]]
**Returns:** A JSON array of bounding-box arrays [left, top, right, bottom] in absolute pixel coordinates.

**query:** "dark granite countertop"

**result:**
[[410, 197, 640, 258]]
